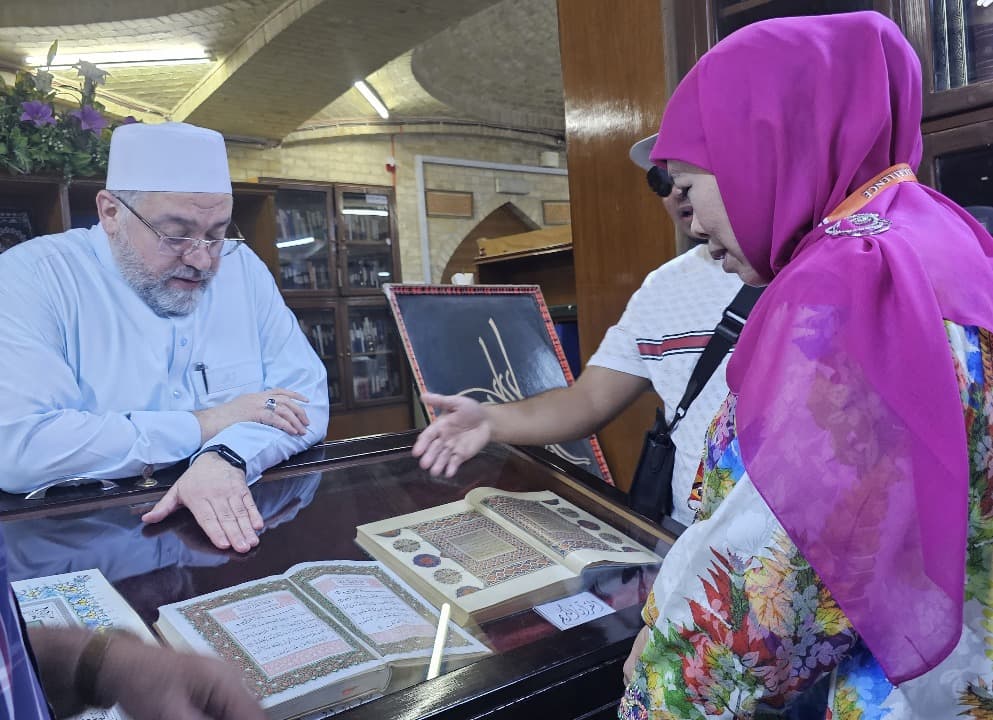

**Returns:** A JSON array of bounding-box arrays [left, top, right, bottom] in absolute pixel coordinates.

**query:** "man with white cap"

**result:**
[[0, 122, 329, 553], [413, 134, 743, 528]]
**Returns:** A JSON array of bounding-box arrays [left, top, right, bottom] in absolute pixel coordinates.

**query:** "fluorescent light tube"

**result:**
[[26, 48, 210, 68], [354, 80, 389, 119]]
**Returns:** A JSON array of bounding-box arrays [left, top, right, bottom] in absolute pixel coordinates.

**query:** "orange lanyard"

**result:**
[[821, 163, 917, 224]]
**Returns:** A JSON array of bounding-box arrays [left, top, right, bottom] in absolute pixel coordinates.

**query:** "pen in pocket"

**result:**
[[194, 362, 209, 393]]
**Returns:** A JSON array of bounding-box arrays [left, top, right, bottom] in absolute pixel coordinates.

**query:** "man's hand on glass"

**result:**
[[141, 452, 262, 553]]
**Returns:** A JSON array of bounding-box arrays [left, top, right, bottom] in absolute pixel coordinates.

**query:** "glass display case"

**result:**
[[0, 434, 671, 720]]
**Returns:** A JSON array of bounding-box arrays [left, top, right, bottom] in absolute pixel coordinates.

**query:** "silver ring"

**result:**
[[264, 397, 277, 412]]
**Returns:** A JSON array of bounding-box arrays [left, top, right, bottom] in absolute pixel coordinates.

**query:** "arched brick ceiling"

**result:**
[[175, 0, 501, 140], [0, 1, 224, 27], [303, 51, 464, 127], [0, 0, 284, 112], [411, 0, 564, 132], [0, 0, 566, 142]]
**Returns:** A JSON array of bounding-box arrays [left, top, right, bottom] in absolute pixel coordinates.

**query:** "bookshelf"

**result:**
[[258, 178, 411, 437]]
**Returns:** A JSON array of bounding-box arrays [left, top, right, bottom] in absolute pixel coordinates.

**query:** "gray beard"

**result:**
[[112, 238, 215, 317]]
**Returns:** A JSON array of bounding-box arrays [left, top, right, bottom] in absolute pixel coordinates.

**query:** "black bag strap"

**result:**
[[651, 284, 764, 438]]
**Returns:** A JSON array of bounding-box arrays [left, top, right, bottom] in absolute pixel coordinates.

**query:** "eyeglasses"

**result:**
[[112, 193, 244, 258], [646, 166, 675, 198]]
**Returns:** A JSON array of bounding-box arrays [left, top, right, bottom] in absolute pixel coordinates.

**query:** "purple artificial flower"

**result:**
[[70, 105, 108, 134], [121, 116, 139, 125], [19, 100, 56, 127]]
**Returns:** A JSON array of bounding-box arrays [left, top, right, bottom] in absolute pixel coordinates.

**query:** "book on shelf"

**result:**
[[155, 561, 489, 720], [355, 487, 662, 626], [12, 569, 157, 720]]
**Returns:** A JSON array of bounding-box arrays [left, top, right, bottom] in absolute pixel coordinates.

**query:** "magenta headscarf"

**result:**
[[652, 12, 993, 684]]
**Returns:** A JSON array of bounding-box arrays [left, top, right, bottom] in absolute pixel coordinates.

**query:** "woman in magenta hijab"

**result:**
[[620, 11, 993, 720]]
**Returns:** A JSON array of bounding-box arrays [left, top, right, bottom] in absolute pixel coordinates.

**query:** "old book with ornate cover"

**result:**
[[154, 561, 489, 720], [355, 488, 662, 626], [12, 569, 157, 720]]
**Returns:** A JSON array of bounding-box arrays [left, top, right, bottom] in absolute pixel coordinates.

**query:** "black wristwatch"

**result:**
[[199, 444, 246, 471]]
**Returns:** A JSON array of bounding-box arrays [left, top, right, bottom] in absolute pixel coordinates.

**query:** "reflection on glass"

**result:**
[[275, 189, 332, 290], [297, 310, 341, 404], [932, 0, 993, 91], [348, 306, 402, 401], [341, 191, 393, 290], [714, 0, 873, 40]]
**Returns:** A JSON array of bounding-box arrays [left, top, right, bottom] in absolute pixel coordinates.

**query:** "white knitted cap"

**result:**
[[106, 122, 231, 193]]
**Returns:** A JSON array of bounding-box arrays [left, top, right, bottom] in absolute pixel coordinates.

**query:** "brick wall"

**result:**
[[226, 133, 569, 282]]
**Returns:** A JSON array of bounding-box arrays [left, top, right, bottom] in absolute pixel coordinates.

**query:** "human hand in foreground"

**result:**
[[141, 452, 262, 553], [33, 627, 264, 720], [193, 388, 310, 443], [623, 625, 651, 685], [412, 393, 492, 477]]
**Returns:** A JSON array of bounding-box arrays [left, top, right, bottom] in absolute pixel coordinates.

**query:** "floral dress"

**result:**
[[619, 323, 993, 719]]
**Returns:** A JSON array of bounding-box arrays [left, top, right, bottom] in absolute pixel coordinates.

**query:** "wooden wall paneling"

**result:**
[[542, 200, 572, 225], [425, 190, 474, 218], [557, 0, 676, 491]]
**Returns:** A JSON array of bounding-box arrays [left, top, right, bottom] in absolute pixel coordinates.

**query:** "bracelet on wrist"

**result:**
[[73, 630, 125, 709]]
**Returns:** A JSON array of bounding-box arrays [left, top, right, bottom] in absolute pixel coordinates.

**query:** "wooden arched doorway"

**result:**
[[440, 202, 538, 283]]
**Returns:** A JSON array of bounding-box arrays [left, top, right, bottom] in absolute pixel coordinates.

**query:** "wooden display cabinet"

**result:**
[[335, 183, 401, 296], [258, 178, 413, 439]]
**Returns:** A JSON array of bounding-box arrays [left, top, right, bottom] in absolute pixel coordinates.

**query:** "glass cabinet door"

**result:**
[[345, 303, 405, 404], [712, 0, 876, 41], [274, 189, 334, 291], [337, 189, 397, 294], [295, 306, 344, 407], [930, 1, 993, 94], [932, 140, 993, 226]]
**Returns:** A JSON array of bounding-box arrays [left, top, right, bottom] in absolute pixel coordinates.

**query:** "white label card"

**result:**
[[533, 592, 614, 630]]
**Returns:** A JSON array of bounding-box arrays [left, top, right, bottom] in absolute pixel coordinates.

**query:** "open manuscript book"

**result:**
[[155, 561, 489, 719], [14, 563, 488, 720], [356, 488, 662, 625]]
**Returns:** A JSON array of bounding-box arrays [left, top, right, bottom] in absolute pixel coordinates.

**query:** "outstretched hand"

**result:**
[[412, 393, 492, 477]]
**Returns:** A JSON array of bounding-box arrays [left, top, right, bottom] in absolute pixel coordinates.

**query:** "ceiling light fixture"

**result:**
[[354, 80, 389, 119], [25, 48, 211, 68]]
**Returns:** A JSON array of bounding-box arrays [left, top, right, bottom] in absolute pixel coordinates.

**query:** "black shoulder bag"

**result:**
[[629, 284, 764, 524]]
